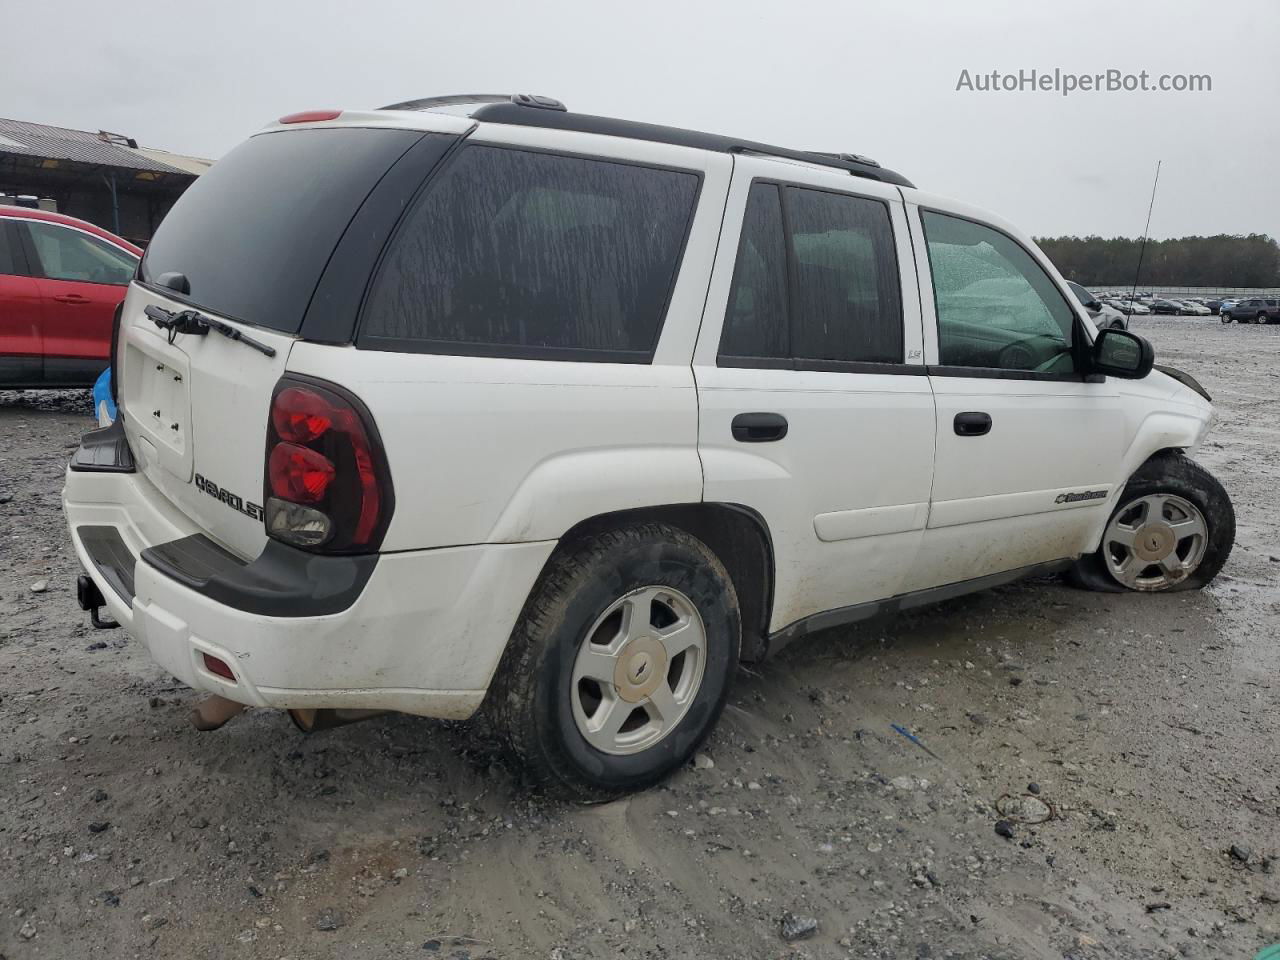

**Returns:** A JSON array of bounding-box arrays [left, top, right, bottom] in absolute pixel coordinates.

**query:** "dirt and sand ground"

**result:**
[[1, 317, 1277, 960]]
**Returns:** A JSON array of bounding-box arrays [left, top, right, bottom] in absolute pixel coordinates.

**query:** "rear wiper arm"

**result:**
[[143, 304, 277, 358]]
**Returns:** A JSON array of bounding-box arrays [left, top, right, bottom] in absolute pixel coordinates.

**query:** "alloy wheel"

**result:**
[[570, 585, 707, 755], [1103, 493, 1209, 591]]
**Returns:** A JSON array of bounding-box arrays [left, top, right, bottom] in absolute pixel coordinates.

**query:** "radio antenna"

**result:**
[[1128, 160, 1162, 303]]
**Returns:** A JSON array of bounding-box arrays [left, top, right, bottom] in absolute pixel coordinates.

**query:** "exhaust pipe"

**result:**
[[190, 695, 247, 731], [288, 708, 387, 733]]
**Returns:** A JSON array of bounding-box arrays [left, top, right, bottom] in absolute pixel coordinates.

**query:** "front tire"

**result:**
[[487, 522, 740, 800], [1069, 453, 1234, 593]]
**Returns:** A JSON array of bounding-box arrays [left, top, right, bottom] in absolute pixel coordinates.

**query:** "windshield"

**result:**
[[140, 127, 423, 333]]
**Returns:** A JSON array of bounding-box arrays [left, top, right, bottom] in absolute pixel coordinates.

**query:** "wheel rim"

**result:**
[[570, 585, 707, 756], [1103, 493, 1209, 591]]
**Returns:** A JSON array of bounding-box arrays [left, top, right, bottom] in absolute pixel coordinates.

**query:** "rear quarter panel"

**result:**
[[285, 348, 705, 549]]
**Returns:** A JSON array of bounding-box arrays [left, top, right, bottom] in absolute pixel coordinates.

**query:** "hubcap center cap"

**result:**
[[613, 637, 667, 703], [1133, 523, 1176, 562]]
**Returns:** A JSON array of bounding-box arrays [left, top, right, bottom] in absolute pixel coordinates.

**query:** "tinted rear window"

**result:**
[[359, 144, 701, 361], [140, 127, 422, 333]]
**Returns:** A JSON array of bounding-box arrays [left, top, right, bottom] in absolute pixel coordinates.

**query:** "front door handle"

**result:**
[[954, 411, 992, 436], [732, 412, 788, 443], [53, 294, 90, 304]]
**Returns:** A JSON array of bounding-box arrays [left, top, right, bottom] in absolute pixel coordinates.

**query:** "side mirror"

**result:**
[[1085, 299, 1102, 312], [1092, 328, 1154, 379]]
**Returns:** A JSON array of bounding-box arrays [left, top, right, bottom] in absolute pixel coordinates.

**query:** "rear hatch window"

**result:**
[[139, 127, 423, 333]]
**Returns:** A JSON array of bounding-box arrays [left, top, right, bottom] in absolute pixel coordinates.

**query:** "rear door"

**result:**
[[693, 157, 935, 634], [20, 219, 136, 383], [0, 218, 42, 384], [904, 196, 1124, 591]]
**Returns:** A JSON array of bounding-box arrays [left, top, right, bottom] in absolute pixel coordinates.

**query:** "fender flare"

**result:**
[[1083, 407, 1209, 550]]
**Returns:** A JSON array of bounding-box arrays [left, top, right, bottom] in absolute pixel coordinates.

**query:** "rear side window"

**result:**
[[140, 127, 424, 333], [718, 182, 904, 368], [359, 145, 701, 361]]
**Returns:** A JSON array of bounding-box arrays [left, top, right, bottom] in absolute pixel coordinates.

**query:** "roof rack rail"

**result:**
[[376, 96, 913, 187], [378, 93, 566, 112], [468, 102, 914, 187], [378, 93, 511, 112]]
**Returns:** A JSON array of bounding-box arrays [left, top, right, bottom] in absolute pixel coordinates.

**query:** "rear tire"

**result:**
[[1069, 452, 1234, 593], [487, 522, 740, 800], [1258, 313, 1270, 325]]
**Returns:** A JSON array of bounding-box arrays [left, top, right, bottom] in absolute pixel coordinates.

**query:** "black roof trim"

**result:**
[[468, 101, 914, 187]]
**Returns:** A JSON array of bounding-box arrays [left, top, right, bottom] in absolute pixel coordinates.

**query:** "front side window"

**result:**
[[26, 222, 135, 285], [360, 145, 701, 360], [922, 211, 1078, 374], [718, 182, 904, 367]]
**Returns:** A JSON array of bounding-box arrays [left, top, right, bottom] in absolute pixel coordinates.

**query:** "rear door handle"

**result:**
[[732, 412, 788, 443], [954, 411, 992, 437], [53, 294, 90, 304]]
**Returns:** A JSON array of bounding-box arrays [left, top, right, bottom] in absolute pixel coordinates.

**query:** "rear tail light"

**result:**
[[263, 376, 394, 553]]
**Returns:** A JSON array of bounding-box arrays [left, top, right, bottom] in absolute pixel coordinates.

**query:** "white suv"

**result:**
[[64, 95, 1234, 798]]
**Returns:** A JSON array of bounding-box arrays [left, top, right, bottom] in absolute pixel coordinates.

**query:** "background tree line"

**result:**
[[1033, 234, 1280, 286]]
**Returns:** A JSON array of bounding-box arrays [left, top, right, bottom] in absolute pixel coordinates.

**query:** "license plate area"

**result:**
[[121, 329, 193, 481]]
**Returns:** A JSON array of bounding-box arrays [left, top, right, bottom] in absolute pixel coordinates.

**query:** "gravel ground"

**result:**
[[1, 317, 1277, 959]]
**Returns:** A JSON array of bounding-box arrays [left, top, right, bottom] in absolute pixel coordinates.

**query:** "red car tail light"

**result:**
[[263, 377, 394, 553]]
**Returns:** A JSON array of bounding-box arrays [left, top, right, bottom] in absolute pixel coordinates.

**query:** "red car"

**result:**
[[0, 207, 141, 387]]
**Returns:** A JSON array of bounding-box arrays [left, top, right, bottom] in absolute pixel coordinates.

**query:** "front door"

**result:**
[[19, 219, 135, 384], [693, 157, 936, 635], [904, 201, 1123, 591]]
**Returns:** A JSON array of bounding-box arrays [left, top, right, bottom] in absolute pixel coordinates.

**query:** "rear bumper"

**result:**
[[63, 452, 554, 719]]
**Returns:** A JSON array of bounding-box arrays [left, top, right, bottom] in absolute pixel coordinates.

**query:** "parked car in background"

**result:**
[[1150, 299, 1184, 315], [1221, 298, 1280, 324], [1204, 299, 1224, 315], [1067, 281, 1127, 329], [1107, 298, 1151, 316], [1179, 300, 1211, 316], [0, 207, 140, 386]]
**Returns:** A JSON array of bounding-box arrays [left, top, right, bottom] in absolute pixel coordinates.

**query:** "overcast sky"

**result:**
[[6, 0, 1277, 239]]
